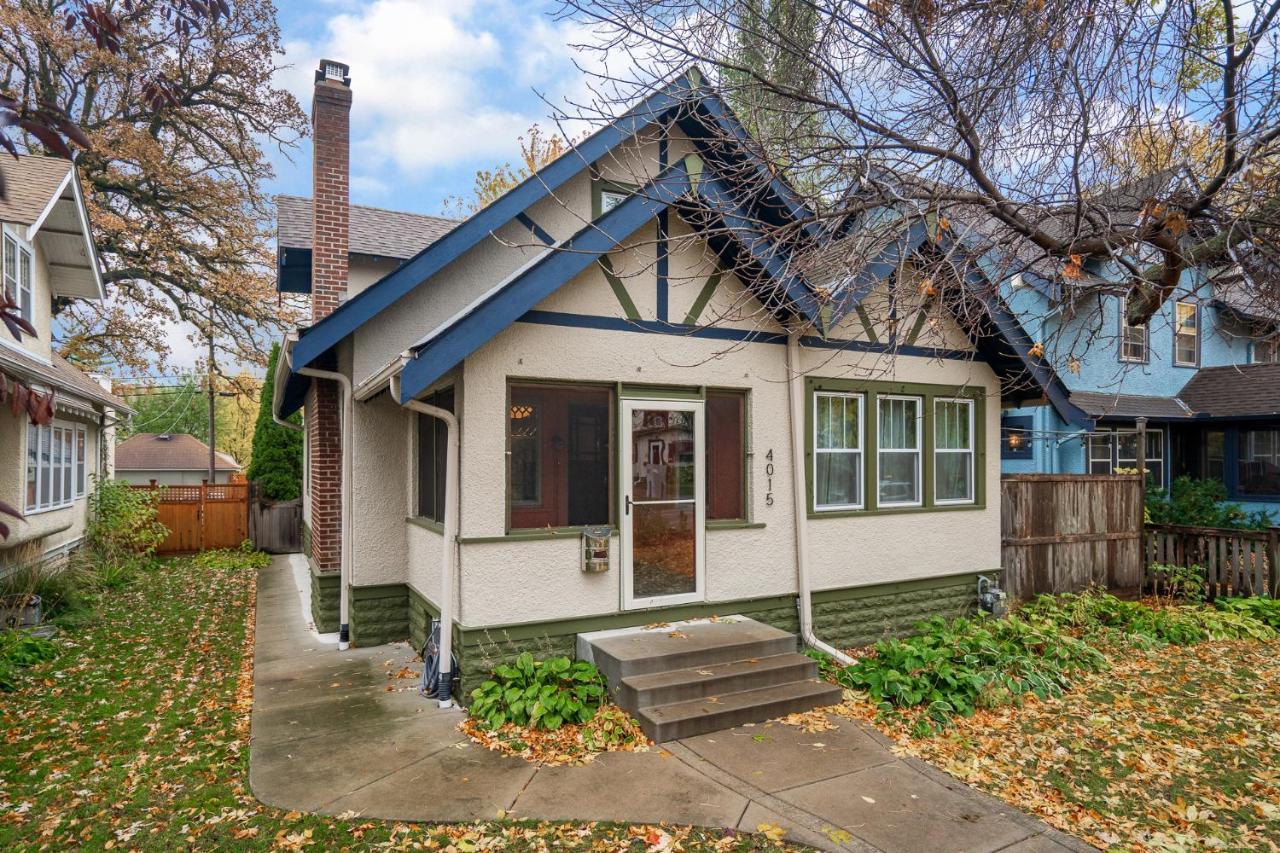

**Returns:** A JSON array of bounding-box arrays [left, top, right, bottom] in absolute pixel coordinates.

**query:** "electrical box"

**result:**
[[582, 526, 612, 573]]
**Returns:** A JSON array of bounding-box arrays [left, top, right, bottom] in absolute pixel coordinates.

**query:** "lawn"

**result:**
[[0, 551, 797, 851], [832, 613, 1280, 850]]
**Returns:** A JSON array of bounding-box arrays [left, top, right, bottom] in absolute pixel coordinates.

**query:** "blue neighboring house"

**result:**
[[999, 259, 1280, 517]]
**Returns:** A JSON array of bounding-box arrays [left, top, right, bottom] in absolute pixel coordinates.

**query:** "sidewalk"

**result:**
[[249, 555, 1089, 852]]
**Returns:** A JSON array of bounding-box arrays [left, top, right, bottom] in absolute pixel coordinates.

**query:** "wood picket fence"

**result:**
[[1144, 523, 1280, 599]]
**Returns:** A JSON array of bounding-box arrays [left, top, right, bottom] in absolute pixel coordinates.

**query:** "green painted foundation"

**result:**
[[309, 559, 340, 634], [349, 584, 411, 647]]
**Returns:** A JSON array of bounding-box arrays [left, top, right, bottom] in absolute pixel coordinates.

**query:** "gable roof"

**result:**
[[286, 68, 813, 377], [115, 433, 240, 472], [1179, 363, 1280, 419], [0, 154, 104, 299], [0, 155, 71, 225], [276, 194, 456, 260]]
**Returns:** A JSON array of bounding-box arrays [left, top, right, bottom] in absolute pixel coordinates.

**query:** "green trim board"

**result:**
[[597, 255, 641, 320], [683, 271, 723, 325], [805, 377, 987, 517], [406, 516, 444, 535]]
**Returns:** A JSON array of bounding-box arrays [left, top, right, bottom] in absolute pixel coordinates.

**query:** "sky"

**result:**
[[267, 0, 612, 217]]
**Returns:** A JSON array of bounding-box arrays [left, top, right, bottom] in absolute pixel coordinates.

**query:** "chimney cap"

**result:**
[[316, 59, 351, 86]]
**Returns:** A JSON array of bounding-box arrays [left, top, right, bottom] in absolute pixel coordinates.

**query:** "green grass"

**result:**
[[0, 552, 798, 851]]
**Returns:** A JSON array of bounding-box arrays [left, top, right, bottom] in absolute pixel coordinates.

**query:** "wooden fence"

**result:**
[[1000, 474, 1144, 600], [134, 482, 249, 555], [248, 485, 302, 554], [1144, 523, 1279, 599]]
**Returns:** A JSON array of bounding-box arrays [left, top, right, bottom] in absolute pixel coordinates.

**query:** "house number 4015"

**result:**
[[764, 449, 775, 507]]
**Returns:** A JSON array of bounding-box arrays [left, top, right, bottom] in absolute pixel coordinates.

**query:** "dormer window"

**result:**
[[3, 230, 33, 325]]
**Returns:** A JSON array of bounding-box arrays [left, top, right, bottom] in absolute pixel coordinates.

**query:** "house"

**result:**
[[0, 154, 133, 565], [994, 197, 1280, 515], [270, 62, 1067, 735], [114, 433, 241, 486]]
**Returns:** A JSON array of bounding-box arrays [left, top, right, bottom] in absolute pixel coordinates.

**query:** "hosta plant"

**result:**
[[469, 652, 606, 731]]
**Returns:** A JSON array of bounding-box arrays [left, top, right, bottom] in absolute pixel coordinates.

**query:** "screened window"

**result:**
[[1087, 428, 1164, 484], [3, 232, 33, 325], [26, 421, 87, 513], [415, 387, 454, 523], [1120, 294, 1148, 363], [1205, 430, 1225, 482], [813, 392, 863, 510], [1174, 301, 1198, 366], [878, 396, 921, 507], [508, 384, 612, 529], [706, 390, 746, 520], [935, 399, 974, 504], [1087, 433, 1113, 475], [1238, 429, 1280, 496]]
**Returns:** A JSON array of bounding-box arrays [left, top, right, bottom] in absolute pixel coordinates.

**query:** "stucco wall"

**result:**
[[115, 469, 235, 486]]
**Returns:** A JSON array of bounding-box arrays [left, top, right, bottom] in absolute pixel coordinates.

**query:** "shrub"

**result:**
[[1145, 476, 1276, 530], [86, 477, 167, 565], [245, 342, 303, 502], [0, 631, 57, 691], [1020, 589, 1274, 645], [1147, 562, 1206, 604], [0, 559, 95, 625], [469, 652, 606, 731], [1214, 597, 1280, 629]]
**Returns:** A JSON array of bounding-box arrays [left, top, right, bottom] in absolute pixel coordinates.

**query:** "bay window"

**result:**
[[813, 392, 863, 511], [878, 396, 921, 507], [26, 420, 87, 513], [935, 398, 975, 504]]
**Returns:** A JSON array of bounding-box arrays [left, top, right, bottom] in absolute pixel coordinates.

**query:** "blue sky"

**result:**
[[267, 0, 613, 217]]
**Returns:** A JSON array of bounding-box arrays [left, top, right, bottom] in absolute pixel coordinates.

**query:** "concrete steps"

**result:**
[[578, 617, 843, 743]]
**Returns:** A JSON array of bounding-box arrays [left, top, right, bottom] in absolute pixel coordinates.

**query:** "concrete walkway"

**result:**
[[250, 555, 1089, 852]]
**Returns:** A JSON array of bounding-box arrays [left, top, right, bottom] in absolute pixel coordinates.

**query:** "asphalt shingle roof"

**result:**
[[115, 433, 240, 472], [0, 345, 132, 414], [1067, 391, 1191, 421], [275, 194, 457, 260], [0, 155, 71, 226], [1178, 363, 1280, 418]]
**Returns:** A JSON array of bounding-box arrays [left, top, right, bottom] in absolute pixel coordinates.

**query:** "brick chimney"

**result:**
[[307, 59, 351, 581]]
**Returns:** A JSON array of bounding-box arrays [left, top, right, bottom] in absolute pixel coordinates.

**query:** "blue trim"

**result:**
[[517, 310, 978, 362], [290, 75, 696, 373], [397, 164, 694, 402], [825, 220, 931, 327], [657, 132, 669, 321], [515, 212, 554, 246]]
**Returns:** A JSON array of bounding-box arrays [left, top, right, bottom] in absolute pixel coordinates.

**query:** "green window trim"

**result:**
[[805, 377, 987, 518]]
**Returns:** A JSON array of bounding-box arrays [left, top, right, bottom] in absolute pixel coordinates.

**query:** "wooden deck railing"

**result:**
[[1144, 523, 1279, 599]]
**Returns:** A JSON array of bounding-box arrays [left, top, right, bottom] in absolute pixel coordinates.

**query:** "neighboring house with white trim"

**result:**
[[273, 63, 1071, 720], [114, 432, 240, 486], [0, 155, 132, 564]]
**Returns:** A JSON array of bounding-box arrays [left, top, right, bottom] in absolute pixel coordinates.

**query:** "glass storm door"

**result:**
[[621, 399, 706, 609]]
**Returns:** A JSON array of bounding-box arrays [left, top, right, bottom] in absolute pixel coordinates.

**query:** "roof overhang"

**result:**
[[27, 166, 105, 300]]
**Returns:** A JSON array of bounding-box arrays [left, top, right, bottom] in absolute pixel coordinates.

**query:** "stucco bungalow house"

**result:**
[[0, 154, 132, 566], [273, 62, 1069, 737]]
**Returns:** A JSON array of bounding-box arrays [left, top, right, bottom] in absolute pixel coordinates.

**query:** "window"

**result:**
[[508, 383, 612, 529], [3, 231, 33, 325], [1120, 294, 1148, 363], [813, 392, 863, 511], [1238, 428, 1280, 496], [706, 390, 746, 520], [593, 179, 636, 219], [415, 387, 454, 523], [1000, 415, 1033, 460], [935, 399, 974, 504], [1174, 301, 1199, 366], [26, 421, 87, 513], [1086, 427, 1164, 485], [1255, 339, 1280, 364], [1205, 430, 1225, 482], [878, 395, 921, 507]]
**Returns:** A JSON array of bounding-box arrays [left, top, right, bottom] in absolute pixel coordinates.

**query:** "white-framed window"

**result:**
[[1254, 339, 1280, 364], [3, 229, 33, 325], [1119, 294, 1148, 363], [813, 391, 864, 511], [1085, 427, 1164, 485], [934, 398, 975, 504], [26, 420, 87, 513], [1174, 300, 1199, 366], [877, 395, 922, 507]]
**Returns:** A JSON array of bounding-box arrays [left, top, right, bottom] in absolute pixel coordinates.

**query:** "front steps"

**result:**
[[578, 617, 843, 743]]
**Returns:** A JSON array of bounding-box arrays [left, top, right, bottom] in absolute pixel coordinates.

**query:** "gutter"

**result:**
[[785, 332, 855, 666], [390, 372, 460, 707], [281, 336, 353, 650]]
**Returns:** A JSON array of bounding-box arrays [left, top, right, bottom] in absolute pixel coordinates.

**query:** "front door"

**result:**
[[621, 399, 705, 609]]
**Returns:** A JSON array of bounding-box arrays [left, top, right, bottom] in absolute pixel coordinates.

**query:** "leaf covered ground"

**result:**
[[837, 638, 1280, 850], [0, 553, 801, 851]]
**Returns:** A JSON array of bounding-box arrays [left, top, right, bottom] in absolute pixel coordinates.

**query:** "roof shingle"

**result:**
[[0, 155, 71, 226], [115, 433, 240, 472], [1178, 363, 1280, 419], [275, 194, 456, 260]]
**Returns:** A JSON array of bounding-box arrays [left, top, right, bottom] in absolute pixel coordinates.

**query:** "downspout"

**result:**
[[785, 332, 856, 666], [287, 345, 354, 651], [390, 371, 459, 708]]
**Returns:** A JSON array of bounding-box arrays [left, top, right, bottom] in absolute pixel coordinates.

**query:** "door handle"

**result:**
[[625, 495, 632, 516]]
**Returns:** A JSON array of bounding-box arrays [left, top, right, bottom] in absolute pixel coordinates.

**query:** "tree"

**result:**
[[245, 343, 302, 501], [444, 125, 570, 217], [557, 0, 1280, 328], [0, 0, 307, 374]]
